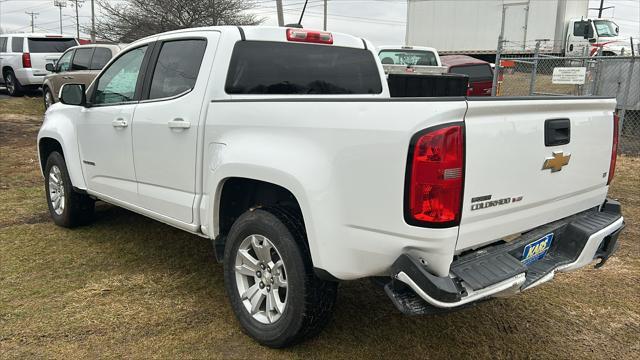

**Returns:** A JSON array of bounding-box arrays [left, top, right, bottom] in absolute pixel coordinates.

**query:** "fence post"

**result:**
[[491, 41, 503, 97], [591, 46, 603, 95], [618, 37, 636, 134], [529, 40, 540, 96], [491, 5, 507, 97]]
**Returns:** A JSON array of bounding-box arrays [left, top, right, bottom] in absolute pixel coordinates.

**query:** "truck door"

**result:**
[[567, 20, 591, 56], [76, 44, 151, 202], [131, 33, 218, 224]]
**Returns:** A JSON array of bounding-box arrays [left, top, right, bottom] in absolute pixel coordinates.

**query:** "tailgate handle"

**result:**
[[545, 118, 570, 146]]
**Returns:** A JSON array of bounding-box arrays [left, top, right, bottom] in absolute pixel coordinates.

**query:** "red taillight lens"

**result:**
[[406, 124, 464, 226], [22, 53, 32, 68], [607, 114, 619, 185], [286, 28, 333, 44]]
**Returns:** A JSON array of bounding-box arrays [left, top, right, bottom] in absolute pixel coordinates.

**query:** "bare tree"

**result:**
[[94, 0, 263, 42]]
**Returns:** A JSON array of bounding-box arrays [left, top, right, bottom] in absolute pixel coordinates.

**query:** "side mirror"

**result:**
[[615, 26, 619, 35], [59, 84, 86, 107], [45, 63, 55, 72], [583, 21, 595, 39]]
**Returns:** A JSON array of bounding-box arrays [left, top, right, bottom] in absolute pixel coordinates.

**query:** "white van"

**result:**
[[0, 33, 78, 96]]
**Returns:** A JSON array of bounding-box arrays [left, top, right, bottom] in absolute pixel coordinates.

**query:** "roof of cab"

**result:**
[[377, 45, 439, 53], [130, 26, 369, 50], [440, 55, 489, 68]]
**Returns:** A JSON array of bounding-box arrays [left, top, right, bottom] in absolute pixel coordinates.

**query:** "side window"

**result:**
[[90, 48, 113, 70], [11, 37, 23, 52], [94, 45, 148, 105], [56, 50, 75, 72], [573, 21, 587, 37], [71, 48, 94, 71], [148, 39, 206, 99], [0, 37, 7, 52]]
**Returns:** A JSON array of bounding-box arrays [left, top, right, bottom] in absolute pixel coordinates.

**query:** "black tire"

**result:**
[[44, 151, 95, 228], [43, 87, 54, 109], [4, 69, 24, 97], [223, 207, 338, 348]]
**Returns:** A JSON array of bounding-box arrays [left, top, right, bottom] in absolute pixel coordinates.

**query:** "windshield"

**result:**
[[594, 20, 618, 37], [378, 49, 438, 66]]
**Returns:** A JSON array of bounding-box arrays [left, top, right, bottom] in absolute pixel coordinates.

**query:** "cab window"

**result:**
[[93, 45, 148, 105], [573, 21, 587, 37], [0, 37, 7, 52]]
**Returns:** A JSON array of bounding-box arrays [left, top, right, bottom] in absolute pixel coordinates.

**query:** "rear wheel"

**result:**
[[44, 151, 95, 227], [4, 70, 24, 97], [223, 207, 337, 348]]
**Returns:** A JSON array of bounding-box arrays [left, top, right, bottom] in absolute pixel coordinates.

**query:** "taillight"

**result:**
[[22, 53, 32, 68], [607, 114, 619, 185], [286, 28, 333, 44], [405, 124, 464, 227]]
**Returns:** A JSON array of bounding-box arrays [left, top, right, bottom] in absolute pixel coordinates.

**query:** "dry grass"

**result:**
[[1, 97, 639, 359]]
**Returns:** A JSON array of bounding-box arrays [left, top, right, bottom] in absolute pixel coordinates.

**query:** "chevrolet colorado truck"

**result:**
[[37, 26, 625, 348]]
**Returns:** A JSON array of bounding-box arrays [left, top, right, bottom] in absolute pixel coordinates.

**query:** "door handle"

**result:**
[[545, 118, 570, 146], [111, 118, 128, 128], [63, 76, 74, 79], [168, 118, 191, 129]]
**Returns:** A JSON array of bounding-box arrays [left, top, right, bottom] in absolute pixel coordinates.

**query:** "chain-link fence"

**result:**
[[493, 42, 640, 155]]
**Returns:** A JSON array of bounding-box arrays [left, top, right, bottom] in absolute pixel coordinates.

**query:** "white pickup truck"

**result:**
[[37, 26, 625, 348]]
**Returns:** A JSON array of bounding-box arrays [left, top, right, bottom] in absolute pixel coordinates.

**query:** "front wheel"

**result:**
[[44, 151, 95, 227], [223, 208, 337, 348], [43, 87, 55, 109]]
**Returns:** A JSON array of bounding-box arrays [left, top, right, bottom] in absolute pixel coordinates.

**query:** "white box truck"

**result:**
[[406, 0, 631, 60]]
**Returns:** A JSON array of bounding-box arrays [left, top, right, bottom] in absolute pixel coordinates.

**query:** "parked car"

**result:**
[[0, 33, 78, 96], [42, 44, 122, 108], [38, 26, 624, 348], [377, 45, 447, 75], [441, 54, 494, 96]]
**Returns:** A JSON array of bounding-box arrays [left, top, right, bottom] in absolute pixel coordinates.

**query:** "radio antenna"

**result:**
[[298, 0, 309, 26]]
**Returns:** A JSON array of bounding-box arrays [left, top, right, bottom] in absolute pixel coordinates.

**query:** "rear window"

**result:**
[[27, 38, 77, 53], [225, 41, 382, 95], [378, 49, 438, 66], [449, 65, 493, 82]]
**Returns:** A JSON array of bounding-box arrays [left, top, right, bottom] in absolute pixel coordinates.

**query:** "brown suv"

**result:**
[[43, 44, 121, 108]]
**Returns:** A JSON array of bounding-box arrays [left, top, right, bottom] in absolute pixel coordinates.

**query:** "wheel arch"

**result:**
[[214, 176, 309, 261], [37, 119, 87, 190]]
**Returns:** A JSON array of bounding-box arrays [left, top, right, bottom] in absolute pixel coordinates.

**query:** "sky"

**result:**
[[0, 0, 638, 47]]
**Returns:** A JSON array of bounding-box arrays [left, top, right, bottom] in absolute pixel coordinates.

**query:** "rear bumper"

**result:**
[[386, 199, 625, 314], [15, 68, 49, 86]]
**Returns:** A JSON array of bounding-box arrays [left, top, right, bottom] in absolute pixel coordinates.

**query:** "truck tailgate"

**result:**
[[457, 98, 617, 251]]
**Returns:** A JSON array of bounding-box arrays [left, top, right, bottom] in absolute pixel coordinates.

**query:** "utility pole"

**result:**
[[26, 11, 39, 32], [90, 0, 95, 42], [69, 0, 83, 40], [54, 1, 67, 34], [275, 0, 284, 27], [323, 0, 327, 30], [598, 0, 604, 18]]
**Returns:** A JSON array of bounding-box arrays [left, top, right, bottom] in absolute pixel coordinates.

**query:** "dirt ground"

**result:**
[[1, 96, 639, 359]]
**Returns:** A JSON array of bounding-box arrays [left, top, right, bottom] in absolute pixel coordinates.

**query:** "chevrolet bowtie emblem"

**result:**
[[542, 151, 571, 172]]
